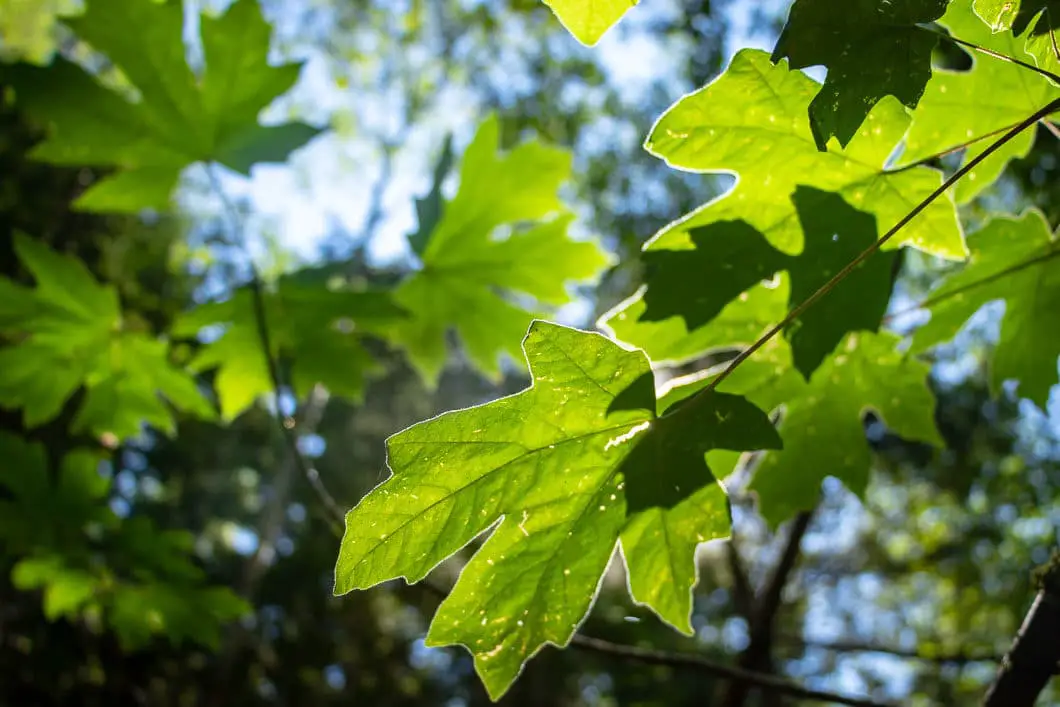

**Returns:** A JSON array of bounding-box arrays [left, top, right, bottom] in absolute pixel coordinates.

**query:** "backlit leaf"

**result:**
[[633, 187, 896, 378], [901, 0, 1059, 203], [334, 321, 779, 698], [644, 49, 965, 260], [542, 0, 638, 45]]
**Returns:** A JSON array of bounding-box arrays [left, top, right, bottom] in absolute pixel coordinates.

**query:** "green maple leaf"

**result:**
[[0, 433, 249, 648], [660, 333, 942, 526], [0, 0, 75, 63], [5, 0, 319, 212], [644, 49, 965, 261], [911, 210, 1060, 409], [748, 333, 942, 524], [392, 114, 610, 383], [334, 322, 780, 698], [975, 0, 1060, 78], [407, 135, 454, 257], [542, 0, 638, 45], [0, 235, 214, 441], [902, 1, 1060, 204], [772, 0, 950, 148], [173, 280, 404, 421], [635, 187, 897, 378], [0, 432, 112, 550]]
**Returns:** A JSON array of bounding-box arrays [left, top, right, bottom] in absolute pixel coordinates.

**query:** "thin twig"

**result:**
[[570, 635, 897, 707], [891, 120, 1026, 173], [924, 26, 1060, 84], [884, 244, 1060, 325], [1042, 118, 1060, 140], [204, 164, 346, 534], [787, 635, 1004, 664], [692, 96, 1060, 400]]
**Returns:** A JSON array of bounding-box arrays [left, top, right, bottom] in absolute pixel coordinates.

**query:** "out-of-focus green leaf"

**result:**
[[0, 0, 77, 64], [391, 114, 611, 383], [0, 434, 249, 649], [173, 280, 404, 420], [335, 322, 779, 698], [0, 235, 215, 441], [4, 0, 320, 212], [408, 134, 454, 257]]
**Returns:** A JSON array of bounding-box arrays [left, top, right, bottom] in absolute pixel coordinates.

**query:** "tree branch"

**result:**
[[239, 384, 331, 598], [570, 634, 897, 707], [726, 536, 755, 622], [983, 551, 1060, 707], [787, 635, 1004, 665], [205, 164, 347, 535], [721, 510, 814, 707]]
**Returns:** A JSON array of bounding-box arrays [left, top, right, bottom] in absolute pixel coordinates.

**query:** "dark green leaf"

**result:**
[[639, 187, 896, 377], [773, 0, 950, 148], [0, 235, 215, 440]]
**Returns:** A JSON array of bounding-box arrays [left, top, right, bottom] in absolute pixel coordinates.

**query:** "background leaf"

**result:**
[[391, 115, 611, 383], [5, 0, 320, 212]]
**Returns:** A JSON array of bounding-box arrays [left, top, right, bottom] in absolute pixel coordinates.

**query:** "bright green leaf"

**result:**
[[0, 0, 77, 64], [5, 0, 320, 212], [749, 333, 942, 525], [334, 321, 779, 698], [0, 235, 214, 439], [902, 1, 1059, 203], [911, 210, 1060, 409], [663, 333, 942, 526], [12, 556, 98, 620], [973, 0, 1060, 75], [773, 0, 949, 148], [391, 115, 610, 383], [644, 49, 965, 260], [173, 280, 404, 420], [542, 0, 638, 45]]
